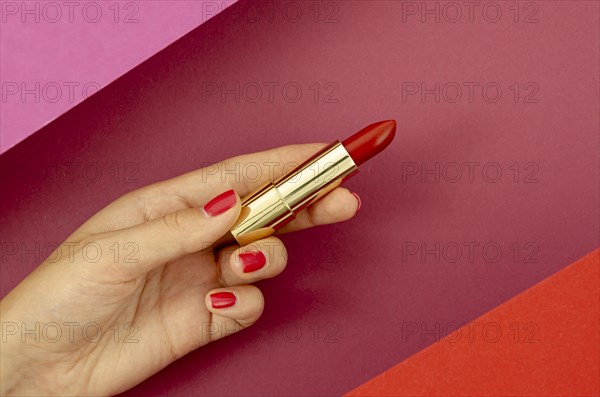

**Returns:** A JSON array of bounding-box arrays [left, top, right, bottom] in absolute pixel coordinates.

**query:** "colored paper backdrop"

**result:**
[[1, 1, 598, 395], [1, 0, 236, 153]]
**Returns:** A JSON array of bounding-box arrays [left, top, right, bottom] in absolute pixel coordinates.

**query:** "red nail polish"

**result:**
[[239, 251, 266, 273], [210, 292, 236, 309], [352, 192, 362, 212], [203, 190, 237, 217]]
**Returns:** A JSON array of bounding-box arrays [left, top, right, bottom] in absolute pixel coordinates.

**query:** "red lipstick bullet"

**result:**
[[230, 121, 397, 245], [342, 120, 396, 166]]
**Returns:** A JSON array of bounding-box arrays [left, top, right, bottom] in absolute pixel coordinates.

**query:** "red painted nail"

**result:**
[[352, 192, 362, 212], [239, 251, 267, 273], [203, 190, 237, 217], [209, 292, 236, 309]]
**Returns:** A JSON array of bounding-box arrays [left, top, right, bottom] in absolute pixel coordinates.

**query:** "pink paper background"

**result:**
[[1, 1, 599, 396], [0, 0, 235, 153]]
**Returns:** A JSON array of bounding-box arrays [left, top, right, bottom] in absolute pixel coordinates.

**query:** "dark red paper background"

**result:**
[[1, 1, 598, 395]]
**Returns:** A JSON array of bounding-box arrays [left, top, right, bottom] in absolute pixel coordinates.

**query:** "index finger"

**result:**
[[74, 143, 326, 237], [166, 142, 326, 203]]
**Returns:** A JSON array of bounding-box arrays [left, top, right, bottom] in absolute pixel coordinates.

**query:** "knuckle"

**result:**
[[158, 210, 196, 256], [161, 210, 185, 233]]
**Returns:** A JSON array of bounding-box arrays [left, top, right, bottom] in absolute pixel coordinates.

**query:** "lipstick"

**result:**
[[230, 120, 396, 245]]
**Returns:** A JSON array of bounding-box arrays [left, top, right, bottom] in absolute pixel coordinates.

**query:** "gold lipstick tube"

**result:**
[[230, 141, 358, 245]]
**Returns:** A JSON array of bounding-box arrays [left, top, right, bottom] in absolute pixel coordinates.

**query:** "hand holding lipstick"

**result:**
[[0, 121, 395, 396], [0, 144, 362, 396]]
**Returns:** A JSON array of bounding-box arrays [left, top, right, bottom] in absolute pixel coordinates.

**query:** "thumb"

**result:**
[[96, 189, 240, 280]]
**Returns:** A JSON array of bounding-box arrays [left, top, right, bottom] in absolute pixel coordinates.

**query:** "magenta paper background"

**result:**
[[1, 1, 599, 396], [0, 0, 235, 153]]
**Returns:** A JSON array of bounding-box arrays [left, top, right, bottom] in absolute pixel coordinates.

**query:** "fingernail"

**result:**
[[352, 192, 362, 212], [203, 190, 237, 217], [239, 251, 267, 273], [210, 291, 236, 309]]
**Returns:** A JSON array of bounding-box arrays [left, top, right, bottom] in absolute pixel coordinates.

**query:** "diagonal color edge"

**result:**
[[346, 248, 600, 397]]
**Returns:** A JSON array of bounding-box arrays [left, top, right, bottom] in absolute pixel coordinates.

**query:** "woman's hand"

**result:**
[[0, 144, 360, 396]]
